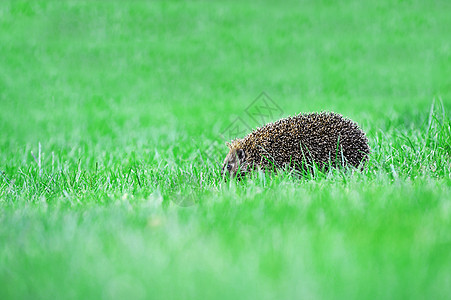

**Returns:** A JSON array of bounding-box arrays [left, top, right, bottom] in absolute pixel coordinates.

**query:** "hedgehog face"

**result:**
[[221, 148, 246, 178]]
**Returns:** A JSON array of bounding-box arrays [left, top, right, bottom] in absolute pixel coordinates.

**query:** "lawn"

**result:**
[[1, 0, 450, 299]]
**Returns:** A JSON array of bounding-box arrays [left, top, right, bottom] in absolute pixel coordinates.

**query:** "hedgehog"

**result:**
[[221, 112, 370, 178]]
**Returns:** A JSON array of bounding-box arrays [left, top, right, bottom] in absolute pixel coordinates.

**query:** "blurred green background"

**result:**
[[1, 0, 449, 148], [1, 1, 450, 299]]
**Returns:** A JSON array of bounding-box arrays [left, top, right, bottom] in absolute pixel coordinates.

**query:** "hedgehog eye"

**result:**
[[227, 164, 232, 171]]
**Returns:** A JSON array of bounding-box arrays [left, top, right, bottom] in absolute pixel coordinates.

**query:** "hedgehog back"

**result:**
[[232, 112, 370, 172]]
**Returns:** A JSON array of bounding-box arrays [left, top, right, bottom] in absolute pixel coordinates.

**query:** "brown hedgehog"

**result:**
[[221, 112, 370, 178]]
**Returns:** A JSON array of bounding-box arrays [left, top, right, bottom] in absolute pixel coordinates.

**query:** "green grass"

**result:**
[[1, 0, 451, 299]]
